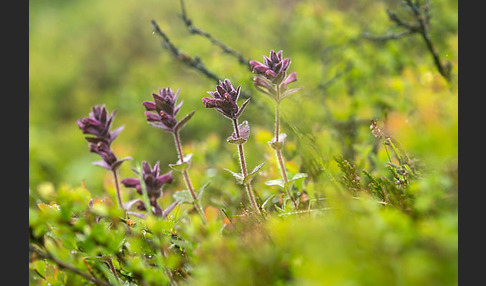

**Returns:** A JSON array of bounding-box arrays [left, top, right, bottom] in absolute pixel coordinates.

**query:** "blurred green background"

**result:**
[[29, 0, 457, 192], [30, 0, 457, 284]]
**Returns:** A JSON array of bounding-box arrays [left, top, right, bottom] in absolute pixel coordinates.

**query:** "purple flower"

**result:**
[[202, 79, 250, 120], [76, 105, 124, 145], [77, 105, 131, 171], [88, 141, 130, 171], [249, 50, 290, 84], [121, 161, 175, 216], [250, 50, 302, 102], [143, 88, 184, 132]]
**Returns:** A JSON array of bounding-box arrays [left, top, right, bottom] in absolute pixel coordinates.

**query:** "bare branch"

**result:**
[[362, 0, 452, 82], [404, 0, 451, 81], [361, 30, 414, 43], [386, 9, 420, 32], [150, 19, 257, 100], [151, 19, 221, 83], [178, 0, 250, 67]]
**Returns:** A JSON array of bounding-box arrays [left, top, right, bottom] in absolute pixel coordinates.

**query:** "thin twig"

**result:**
[[151, 19, 221, 83], [151, 19, 256, 101], [361, 30, 414, 43], [363, 0, 451, 81], [386, 9, 420, 31], [404, 0, 451, 81], [178, 0, 249, 66]]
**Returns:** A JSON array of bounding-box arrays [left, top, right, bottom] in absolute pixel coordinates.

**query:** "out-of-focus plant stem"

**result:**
[[274, 103, 297, 208], [111, 169, 126, 216], [275, 86, 297, 208], [173, 131, 207, 224], [232, 118, 261, 216]]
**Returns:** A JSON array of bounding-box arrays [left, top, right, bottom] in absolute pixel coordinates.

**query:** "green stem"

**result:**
[[173, 131, 207, 224], [387, 137, 415, 177], [232, 118, 261, 215], [382, 138, 393, 163], [387, 137, 403, 163], [137, 165, 154, 216], [111, 170, 126, 216], [274, 99, 297, 208], [106, 258, 120, 284]]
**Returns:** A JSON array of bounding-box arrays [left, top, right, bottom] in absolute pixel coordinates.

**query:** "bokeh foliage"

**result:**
[[30, 0, 457, 285]]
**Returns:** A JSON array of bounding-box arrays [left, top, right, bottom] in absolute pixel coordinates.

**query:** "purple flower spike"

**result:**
[[250, 50, 290, 85], [250, 50, 303, 102], [76, 105, 124, 145], [77, 105, 131, 171], [143, 87, 184, 133], [120, 177, 143, 195], [89, 142, 132, 171], [202, 79, 250, 120], [121, 161, 175, 216]]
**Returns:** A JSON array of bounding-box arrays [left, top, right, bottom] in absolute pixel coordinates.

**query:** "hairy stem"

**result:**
[[173, 131, 207, 223], [232, 118, 261, 215], [275, 96, 297, 208], [275, 103, 289, 183], [111, 170, 126, 215]]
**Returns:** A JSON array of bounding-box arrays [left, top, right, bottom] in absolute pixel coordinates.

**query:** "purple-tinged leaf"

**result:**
[[162, 201, 180, 218], [234, 98, 251, 119], [174, 110, 195, 132]]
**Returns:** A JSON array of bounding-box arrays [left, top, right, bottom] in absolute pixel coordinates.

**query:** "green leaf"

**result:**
[[284, 173, 308, 189], [169, 154, 193, 172], [227, 121, 250, 145], [224, 169, 244, 184], [280, 86, 304, 101], [291, 172, 308, 182], [197, 181, 211, 200], [261, 194, 276, 210], [242, 162, 265, 184], [226, 137, 247, 145], [274, 204, 285, 214], [34, 259, 47, 278], [268, 133, 287, 150], [169, 161, 189, 172], [265, 173, 307, 189], [265, 179, 285, 188], [173, 190, 194, 204]]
